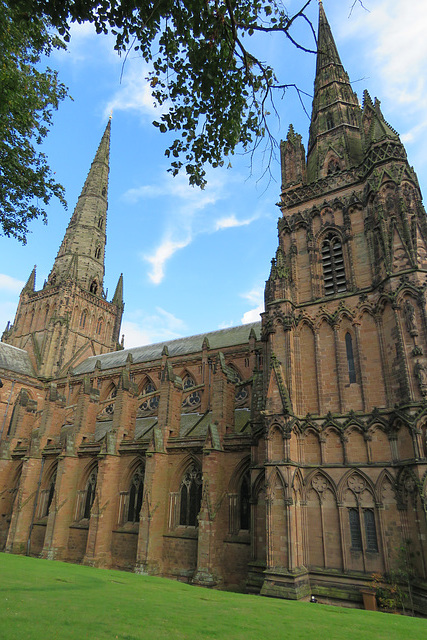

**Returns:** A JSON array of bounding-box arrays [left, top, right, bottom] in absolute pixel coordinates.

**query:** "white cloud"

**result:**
[[104, 65, 161, 119], [214, 214, 257, 231], [241, 304, 263, 324], [0, 274, 25, 293], [122, 307, 186, 348], [338, 0, 427, 113], [240, 286, 264, 324]]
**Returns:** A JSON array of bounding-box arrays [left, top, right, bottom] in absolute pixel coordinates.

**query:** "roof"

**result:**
[[94, 408, 251, 442], [73, 321, 261, 375], [0, 342, 36, 377]]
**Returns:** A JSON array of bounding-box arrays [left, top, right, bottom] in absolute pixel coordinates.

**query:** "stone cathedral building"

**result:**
[[1, 4, 427, 612]]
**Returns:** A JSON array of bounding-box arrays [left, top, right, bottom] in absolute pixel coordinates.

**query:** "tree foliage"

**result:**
[[0, 1, 68, 243], [13, 0, 317, 189]]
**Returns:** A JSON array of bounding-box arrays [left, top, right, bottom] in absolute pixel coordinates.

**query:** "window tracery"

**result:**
[[138, 381, 159, 415], [181, 375, 201, 412]]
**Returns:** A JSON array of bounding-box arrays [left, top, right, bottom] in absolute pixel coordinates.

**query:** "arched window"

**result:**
[[349, 508, 362, 550], [105, 387, 117, 416], [321, 233, 346, 296], [182, 374, 201, 411], [96, 318, 103, 335], [127, 468, 144, 523], [326, 113, 334, 130], [364, 509, 378, 552], [98, 217, 103, 229], [345, 332, 356, 383], [80, 310, 87, 328], [45, 475, 56, 517], [94, 246, 101, 259], [139, 381, 159, 414], [82, 470, 97, 519], [90, 280, 98, 295], [179, 465, 202, 526], [239, 471, 251, 531]]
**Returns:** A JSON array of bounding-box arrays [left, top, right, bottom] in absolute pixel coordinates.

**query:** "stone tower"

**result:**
[[2, 120, 124, 378], [258, 2, 427, 601]]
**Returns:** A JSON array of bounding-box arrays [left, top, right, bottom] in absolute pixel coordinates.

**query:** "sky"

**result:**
[[2, 0, 427, 348]]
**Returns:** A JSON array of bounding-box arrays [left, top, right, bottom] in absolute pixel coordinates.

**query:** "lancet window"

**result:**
[[75, 469, 98, 521], [239, 471, 251, 531], [179, 465, 202, 526], [321, 233, 346, 295], [345, 332, 356, 383], [127, 467, 144, 523]]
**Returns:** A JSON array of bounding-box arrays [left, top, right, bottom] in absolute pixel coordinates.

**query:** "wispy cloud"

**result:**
[[104, 65, 162, 119], [122, 306, 186, 348], [214, 214, 257, 231], [0, 274, 25, 293], [338, 0, 427, 114], [145, 236, 192, 284]]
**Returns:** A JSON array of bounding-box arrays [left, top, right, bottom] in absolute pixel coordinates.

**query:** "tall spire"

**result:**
[[306, 3, 363, 182], [47, 119, 111, 296]]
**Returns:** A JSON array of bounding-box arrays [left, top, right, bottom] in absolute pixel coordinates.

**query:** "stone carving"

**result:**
[[414, 361, 427, 396], [312, 474, 327, 493], [348, 475, 365, 494], [404, 300, 418, 336]]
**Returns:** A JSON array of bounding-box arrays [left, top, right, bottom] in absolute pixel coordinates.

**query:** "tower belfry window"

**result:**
[[321, 234, 346, 295]]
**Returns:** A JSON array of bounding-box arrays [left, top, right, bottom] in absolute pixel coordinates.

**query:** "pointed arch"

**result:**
[[181, 371, 201, 412], [75, 462, 98, 521]]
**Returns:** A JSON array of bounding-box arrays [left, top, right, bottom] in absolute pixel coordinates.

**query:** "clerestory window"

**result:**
[[321, 234, 346, 296]]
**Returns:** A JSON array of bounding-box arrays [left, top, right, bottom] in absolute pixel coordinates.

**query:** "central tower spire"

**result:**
[[48, 118, 111, 296], [306, 2, 362, 181]]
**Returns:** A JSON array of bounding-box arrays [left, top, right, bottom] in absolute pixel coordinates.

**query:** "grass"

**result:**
[[0, 553, 425, 640]]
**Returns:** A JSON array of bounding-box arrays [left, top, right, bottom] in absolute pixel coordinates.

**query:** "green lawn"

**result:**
[[0, 553, 425, 640]]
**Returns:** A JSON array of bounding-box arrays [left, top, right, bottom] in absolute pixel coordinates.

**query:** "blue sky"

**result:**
[[2, 0, 427, 348]]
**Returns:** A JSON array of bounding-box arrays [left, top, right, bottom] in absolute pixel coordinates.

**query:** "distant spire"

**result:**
[[306, 3, 363, 181], [47, 120, 111, 294], [22, 265, 36, 293], [112, 273, 124, 307]]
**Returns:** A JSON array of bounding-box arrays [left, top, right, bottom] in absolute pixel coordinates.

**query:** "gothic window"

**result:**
[[321, 233, 346, 296], [239, 472, 251, 531], [80, 310, 87, 328], [349, 508, 362, 550], [127, 468, 144, 523], [77, 469, 97, 520], [90, 280, 98, 295], [45, 475, 56, 517], [364, 509, 378, 552], [345, 332, 356, 383], [98, 217, 103, 229], [139, 381, 159, 414], [179, 465, 202, 526], [94, 246, 101, 259], [102, 187, 106, 196], [326, 113, 334, 130], [182, 374, 201, 412], [105, 387, 117, 416], [229, 367, 249, 406], [96, 318, 103, 335]]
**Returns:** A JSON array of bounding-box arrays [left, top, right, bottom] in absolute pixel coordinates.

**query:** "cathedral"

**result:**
[[1, 4, 427, 613]]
